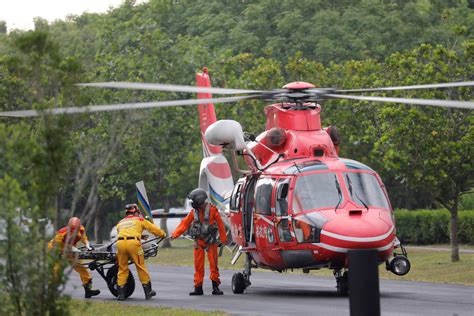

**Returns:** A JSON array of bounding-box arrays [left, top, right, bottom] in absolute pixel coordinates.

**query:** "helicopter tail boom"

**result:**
[[197, 68, 222, 157]]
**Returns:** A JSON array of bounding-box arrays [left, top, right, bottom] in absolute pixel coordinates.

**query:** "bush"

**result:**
[[394, 209, 474, 245], [0, 176, 70, 315]]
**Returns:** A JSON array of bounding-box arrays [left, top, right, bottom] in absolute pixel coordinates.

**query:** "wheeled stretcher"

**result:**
[[77, 236, 165, 298]]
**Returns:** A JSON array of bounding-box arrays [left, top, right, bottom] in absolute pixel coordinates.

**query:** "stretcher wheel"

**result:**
[[105, 264, 135, 298]]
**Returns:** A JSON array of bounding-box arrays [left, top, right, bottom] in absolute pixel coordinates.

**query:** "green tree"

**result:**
[[0, 21, 6, 34], [372, 43, 473, 261]]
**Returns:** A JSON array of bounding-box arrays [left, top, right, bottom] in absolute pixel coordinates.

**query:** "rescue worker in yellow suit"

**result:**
[[48, 217, 100, 298], [172, 188, 227, 296], [116, 203, 166, 301]]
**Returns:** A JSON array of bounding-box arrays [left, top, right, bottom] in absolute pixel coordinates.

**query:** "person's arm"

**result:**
[[213, 207, 227, 244], [171, 211, 194, 239], [142, 220, 166, 238], [78, 226, 93, 250], [48, 231, 63, 250]]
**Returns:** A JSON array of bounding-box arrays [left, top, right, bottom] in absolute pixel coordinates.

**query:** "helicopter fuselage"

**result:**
[[227, 99, 395, 271]]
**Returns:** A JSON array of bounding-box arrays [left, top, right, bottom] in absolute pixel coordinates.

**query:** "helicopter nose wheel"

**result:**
[[334, 269, 349, 296], [232, 272, 247, 294], [232, 253, 253, 294]]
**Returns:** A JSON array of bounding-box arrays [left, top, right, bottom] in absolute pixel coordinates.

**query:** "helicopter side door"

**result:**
[[229, 178, 246, 246], [242, 176, 258, 246], [253, 176, 277, 252], [274, 177, 295, 245]]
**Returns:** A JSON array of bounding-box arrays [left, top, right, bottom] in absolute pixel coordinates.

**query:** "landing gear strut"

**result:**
[[232, 253, 254, 294], [334, 269, 349, 296]]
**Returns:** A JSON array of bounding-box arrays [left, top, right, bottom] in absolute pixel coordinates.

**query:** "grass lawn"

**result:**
[[150, 239, 474, 285], [70, 300, 228, 316]]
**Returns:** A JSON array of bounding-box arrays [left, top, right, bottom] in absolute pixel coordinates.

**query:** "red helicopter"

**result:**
[[1, 69, 473, 296]]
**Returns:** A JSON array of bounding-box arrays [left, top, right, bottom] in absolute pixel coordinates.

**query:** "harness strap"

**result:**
[[193, 204, 211, 224]]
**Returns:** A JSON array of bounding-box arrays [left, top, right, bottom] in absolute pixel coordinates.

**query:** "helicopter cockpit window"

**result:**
[[275, 178, 290, 216], [293, 212, 328, 243], [343, 172, 390, 210], [292, 172, 342, 213], [255, 177, 275, 215], [277, 219, 292, 242]]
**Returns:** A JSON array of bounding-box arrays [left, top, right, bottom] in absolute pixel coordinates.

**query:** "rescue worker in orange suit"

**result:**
[[116, 203, 166, 301], [172, 188, 227, 296], [48, 217, 100, 298]]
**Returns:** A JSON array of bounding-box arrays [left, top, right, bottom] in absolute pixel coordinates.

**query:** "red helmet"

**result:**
[[125, 203, 139, 214], [68, 217, 81, 235]]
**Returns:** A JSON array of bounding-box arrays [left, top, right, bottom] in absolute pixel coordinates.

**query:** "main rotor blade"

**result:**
[[325, 94, 474, 109], [77, 82, 263, 95], [0, 95, 258, 118], [338, 81, 474, 93]]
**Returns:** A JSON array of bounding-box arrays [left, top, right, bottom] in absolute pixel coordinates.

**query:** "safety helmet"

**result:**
[[125, 203, 139, 214], [67, 217, 81, 236], [188, 188, 208, 209]]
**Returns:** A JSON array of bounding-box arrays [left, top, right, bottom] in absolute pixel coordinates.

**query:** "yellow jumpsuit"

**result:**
[[116, 215, 166, 287], [48, 225, 92, 285]]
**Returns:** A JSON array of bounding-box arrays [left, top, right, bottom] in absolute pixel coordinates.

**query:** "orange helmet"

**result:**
[[67, 217, 81, 236]]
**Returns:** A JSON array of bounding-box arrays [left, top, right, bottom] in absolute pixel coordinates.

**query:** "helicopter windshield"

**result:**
[[292, 172, 342, 213], [343, 172, 390, 209]]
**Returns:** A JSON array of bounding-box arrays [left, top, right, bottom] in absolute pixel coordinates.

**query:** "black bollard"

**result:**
[[348, 249, 381, 316]]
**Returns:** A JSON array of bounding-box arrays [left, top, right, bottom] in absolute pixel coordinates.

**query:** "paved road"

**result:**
[[65, 264, 474, 315]]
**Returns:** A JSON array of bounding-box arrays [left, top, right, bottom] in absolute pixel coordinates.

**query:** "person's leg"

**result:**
[[207, 243, 223, 295], [208, 243, 220, 284], [128, 240, 155, 299], [72, 259, 100, 298], [116, 240, 130, 300], [117, 240, 130, 287], [128, 241, 150, 284], [189, 246, 205, 295]]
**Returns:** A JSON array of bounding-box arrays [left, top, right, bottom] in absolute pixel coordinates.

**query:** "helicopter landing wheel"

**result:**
[[232, 272, 246, 294], [336, 271, 349, 296]]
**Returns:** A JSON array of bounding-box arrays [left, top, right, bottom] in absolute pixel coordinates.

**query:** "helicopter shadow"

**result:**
[[244, 286, 344, 299], [242, 286, 413, 300]]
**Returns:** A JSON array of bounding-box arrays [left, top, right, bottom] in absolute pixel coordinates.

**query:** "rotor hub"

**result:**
[[283, 82, 316, 89]]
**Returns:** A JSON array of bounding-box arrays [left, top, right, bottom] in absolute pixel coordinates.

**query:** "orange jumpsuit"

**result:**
[[172, 204, 227, 287], [48, 225, 92, 285], [116, 215, 166, 287]]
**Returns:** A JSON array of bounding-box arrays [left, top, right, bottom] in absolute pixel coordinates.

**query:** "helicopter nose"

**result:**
[[320, 212, 395, 252]]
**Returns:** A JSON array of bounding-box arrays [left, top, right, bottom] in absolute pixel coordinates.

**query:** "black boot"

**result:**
[[189, 286, 203, 296], [212, 281, 223, 295], [143, 282, 156, 300], [83, 281, 100, 298], [117, 286, 126, 301]]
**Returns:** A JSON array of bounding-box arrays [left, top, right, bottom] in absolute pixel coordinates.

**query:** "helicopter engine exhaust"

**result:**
[[265, 127, 287, 149]]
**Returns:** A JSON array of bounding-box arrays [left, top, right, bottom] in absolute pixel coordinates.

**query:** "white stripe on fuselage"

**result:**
[[312, 239, 395, 253], [256, 214, 274, 226], [321, 225, 394, 242]]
